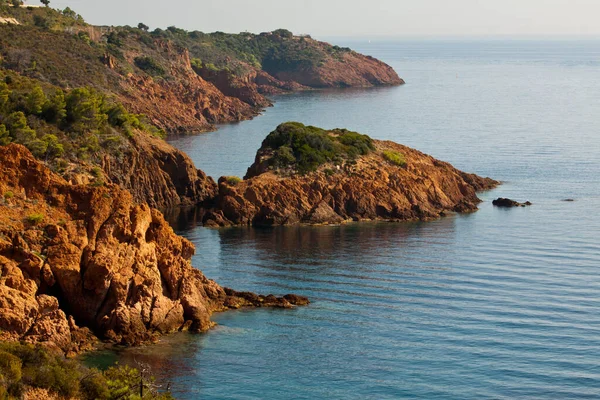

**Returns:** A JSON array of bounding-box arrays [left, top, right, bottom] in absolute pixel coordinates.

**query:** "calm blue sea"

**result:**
[[91, 39, 600, 399]]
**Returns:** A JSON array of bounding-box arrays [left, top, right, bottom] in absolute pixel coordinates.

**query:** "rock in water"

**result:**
[[0, 144, 307, 353], [492, 198, 532, 207]]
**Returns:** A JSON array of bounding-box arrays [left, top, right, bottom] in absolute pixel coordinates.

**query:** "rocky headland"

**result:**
[[202, 123, 498, 227], [0, 6, 403, 135], [0, 144, 308, 355]]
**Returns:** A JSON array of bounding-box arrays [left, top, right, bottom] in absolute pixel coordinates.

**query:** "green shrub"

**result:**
[[190, 58, 203, 74], [41, 134, 64, 158], [90, 167, 104, 186], [26, 213, 44, 225], [90, 166, 102, 178], [26, 138, 48, 158], [41, 89, 67, 123], [203, 62, 219, 72], [24, 85, 46, 115], [134, 56, 165, 76], [382, 150, 407, 167], [4, 191, 14, 199], [272, 145, 295, 168], [0, 73, 168, 167], [0, 342, 80, 398], [80, 369, 110, 400], [224, 176, 242, 186], [0, 124, 10, 145], [0, 350, 22, 395], [0, 342, 173, 399], [261, 122, 374, 174], [65, 87, 108, 131], [77, 31, 91, 45], [272, 29, 293, 39]]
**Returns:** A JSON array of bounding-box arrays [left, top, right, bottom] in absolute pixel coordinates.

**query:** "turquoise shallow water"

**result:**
[[91, 40, 600, 399]]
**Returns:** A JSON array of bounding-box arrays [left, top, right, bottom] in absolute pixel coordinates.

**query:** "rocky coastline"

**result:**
[[0, 6, 404, 136], [0, 144, 308, 356]]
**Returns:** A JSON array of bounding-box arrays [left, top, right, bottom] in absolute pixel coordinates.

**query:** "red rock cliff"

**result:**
[[0, 145, 307, 354], [100, 132, 218, 209], [205, 139, 497, 227]]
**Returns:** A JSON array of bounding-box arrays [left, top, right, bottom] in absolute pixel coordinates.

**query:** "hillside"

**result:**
[[0, 4, 403, 134], [0, 4, 403, 208], [0, 69, 217, 209]]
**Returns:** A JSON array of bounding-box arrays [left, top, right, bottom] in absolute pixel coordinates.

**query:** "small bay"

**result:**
[[89, 39, 600, 399]]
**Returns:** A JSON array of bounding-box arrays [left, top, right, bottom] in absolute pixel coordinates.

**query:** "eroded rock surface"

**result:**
[[0, 144, 307, 353], [204, 127, 497, 227], [100, 132, 218, 209]]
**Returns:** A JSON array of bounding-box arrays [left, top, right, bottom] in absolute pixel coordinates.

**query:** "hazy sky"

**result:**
[[27, 0, 600, 37]]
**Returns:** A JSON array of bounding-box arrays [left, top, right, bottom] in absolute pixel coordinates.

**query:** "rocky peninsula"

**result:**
[[0, 4, 404, 210], [202, 122, 498, 227]]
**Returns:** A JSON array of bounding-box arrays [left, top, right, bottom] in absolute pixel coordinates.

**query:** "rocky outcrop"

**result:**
[[254, 70, 310, 94], [492, 198, 532, 207], [119, 40, 258, 134], [195, 67, 273, 108], [100, 132, 218, 209], [203, 128, 497, 227], [268, 45, 404, 88], [0, 144, 307, 354]]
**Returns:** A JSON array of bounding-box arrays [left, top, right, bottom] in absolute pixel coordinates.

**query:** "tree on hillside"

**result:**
[[0, 124, 10, 146], [25, 85, 47, 115], [62, 7, 76, 18], [40, 0, 50, 6], [10, 0, 23, 7], [138, 22, 149, 31]]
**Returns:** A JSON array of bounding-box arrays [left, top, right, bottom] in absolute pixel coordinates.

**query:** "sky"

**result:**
[[25, 0, 600, 37]]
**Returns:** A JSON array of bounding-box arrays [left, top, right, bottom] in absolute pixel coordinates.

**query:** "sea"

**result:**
[[86, 39, 600, 399]]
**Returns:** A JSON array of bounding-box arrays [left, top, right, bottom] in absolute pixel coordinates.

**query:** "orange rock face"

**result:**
[[0, 145, 307, 353], [206, 140, 497, 227], [118, 40, 258, 134], [101, 132, 218, 209]]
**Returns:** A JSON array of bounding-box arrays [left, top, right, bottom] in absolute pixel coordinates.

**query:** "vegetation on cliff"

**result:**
[[0, 4, 402, 133], [0, 342, 173, 399], [0, 70, 163, 166], [0, 68, 217, 209], [251, 122, 375, 174], [206, 123, 498, 227], [155, 27, 350, 76]]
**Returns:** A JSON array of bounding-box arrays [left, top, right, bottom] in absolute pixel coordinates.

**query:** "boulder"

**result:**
[[492, 198, 532, 207]]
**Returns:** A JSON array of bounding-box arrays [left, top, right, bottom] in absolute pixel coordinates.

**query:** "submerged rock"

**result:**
[[492, 198, 532, 207], [0, 144, 307, 353]]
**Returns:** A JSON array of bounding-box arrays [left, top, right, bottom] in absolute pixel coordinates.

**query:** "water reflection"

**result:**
[[161, 205, 208, 232]]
